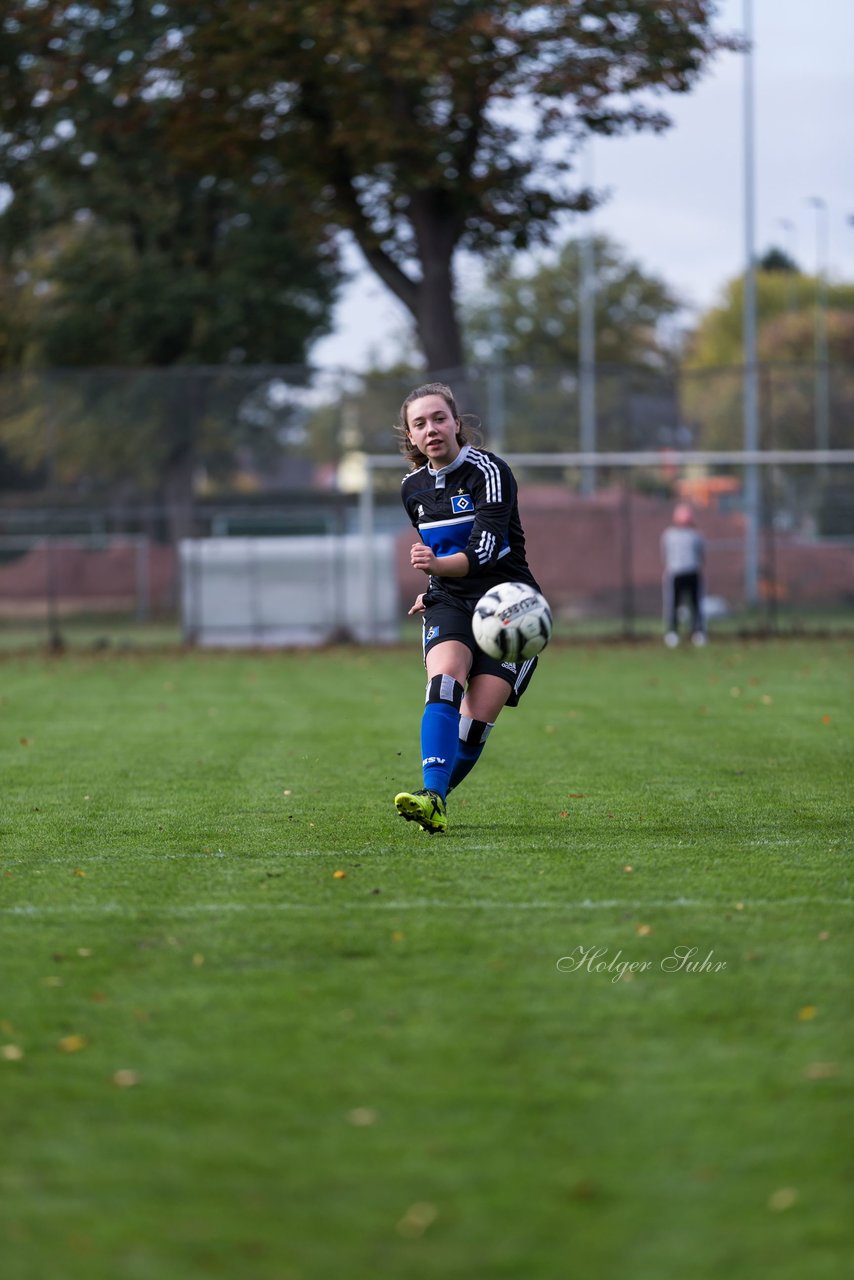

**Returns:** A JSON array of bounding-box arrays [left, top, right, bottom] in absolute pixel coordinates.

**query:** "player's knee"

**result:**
[[425, 674, 464, 709]]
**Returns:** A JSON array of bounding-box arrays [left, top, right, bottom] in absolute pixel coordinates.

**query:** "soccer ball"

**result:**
[[472, 582, 552, 663]]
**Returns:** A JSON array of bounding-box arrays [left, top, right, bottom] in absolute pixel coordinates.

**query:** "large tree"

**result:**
[[0, 5, 341, 523], [682, 265, 854, 450], [2, 1, 737, 374], [464, 235, 681, 369], [0, 4, 339, 369]]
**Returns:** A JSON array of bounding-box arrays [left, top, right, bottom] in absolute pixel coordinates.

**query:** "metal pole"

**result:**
[[619, 484, 635, 637], [359, 460, 376, 642], [807, 197, 830, 453], [776, 216, 798, 312], [578, 139, 597, 494], [487, 360, 506, 454], [44, 378, 64, 652], [486, 275, 506, 452], [134, 534, 150, 624], [742, 0, 761, 606], [762, 366, 778, 635]]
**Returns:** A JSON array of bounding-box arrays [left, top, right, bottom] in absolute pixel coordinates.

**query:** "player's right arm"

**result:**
[[410, 543, 469, 578]]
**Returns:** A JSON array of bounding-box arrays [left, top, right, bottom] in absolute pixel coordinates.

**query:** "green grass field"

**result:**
[[1, 638, 851, 1280]]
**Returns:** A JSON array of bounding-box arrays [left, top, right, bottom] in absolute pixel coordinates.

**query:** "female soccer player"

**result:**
[[393, 381, 544, 834]]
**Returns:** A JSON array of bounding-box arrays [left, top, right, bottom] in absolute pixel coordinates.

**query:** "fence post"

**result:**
[[359, 461, 376, 643], [44, 384, 64, 652], [619, 484, 635, 638], [134, 535, 150, 623]]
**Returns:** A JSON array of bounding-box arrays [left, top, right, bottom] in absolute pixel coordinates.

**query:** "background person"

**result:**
[[661, 502, 706, 647], [393, 382, 544, 834]]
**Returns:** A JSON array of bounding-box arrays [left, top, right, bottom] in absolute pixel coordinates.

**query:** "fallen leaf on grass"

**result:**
[[58, 1035, 87, 1053], [333, 870, 347, 880], [396, 1202, 438, 1238], [797, 1006, 817, 1022], [568, 1179, 602, 1200], [768, 1187, 798, 1212], [112, 1070, 140, 1088], [2, 1044, 24, 1061], [803, 1062, 838, 1080], [72, 868, 86, 878], [347, 1108, 377, 1126], [821, 714, 832, 725], [635, 924, 653, 937]]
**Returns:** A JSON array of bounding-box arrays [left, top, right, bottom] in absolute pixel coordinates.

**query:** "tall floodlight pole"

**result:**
[[487, 306, 506, 453], [807, 196, 830, 453], [742, 0, 761, 605], [578, 139, 597, 494]]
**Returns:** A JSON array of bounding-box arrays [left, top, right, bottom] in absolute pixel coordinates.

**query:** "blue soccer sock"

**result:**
[[421, 675, 464, 799], [448, 716, 494, 792]]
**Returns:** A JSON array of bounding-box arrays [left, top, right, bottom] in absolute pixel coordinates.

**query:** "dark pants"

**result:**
[[663, 571, 704, 635]]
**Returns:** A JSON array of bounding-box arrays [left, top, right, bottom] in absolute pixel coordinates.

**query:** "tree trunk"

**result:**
[[410, 193, 466, 377], [414, 255, 466, 378], [355, 193, 467, 378]]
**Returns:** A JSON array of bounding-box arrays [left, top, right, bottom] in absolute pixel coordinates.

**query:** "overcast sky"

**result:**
[[311, 0, 854, 370]]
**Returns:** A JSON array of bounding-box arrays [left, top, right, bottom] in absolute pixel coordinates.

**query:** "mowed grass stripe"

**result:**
[[3, 894, 853, 917]]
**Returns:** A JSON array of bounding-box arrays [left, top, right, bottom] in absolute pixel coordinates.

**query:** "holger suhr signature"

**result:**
[[556, 945, 727, 984]]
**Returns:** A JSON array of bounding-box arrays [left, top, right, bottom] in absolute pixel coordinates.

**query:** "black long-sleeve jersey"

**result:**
[[400, 443, 541, 606]]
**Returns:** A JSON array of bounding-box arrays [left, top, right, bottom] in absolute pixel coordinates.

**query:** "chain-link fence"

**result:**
[[1, 363, 852, 649]]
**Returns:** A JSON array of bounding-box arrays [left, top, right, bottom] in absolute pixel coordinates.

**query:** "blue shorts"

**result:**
[[421, 598, 538, 708]]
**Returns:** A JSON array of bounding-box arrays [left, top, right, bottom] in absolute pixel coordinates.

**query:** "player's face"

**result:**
[[405, 394, 462, 467]]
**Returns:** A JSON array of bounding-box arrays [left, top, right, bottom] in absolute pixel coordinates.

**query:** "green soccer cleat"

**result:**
[[394, 788, 448, 834]]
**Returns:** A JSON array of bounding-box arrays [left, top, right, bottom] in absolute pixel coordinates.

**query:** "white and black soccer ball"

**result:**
[[472, 581, 553, 663]]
